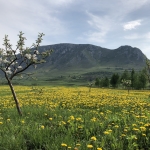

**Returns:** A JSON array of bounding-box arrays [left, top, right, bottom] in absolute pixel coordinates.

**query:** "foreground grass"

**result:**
[[0, 86, 150, 150]]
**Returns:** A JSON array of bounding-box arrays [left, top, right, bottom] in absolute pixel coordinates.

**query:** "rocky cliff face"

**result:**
[[38, 44, 146, 70]]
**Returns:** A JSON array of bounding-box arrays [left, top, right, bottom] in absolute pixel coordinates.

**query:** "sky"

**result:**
[[0, 0, 150, 58]]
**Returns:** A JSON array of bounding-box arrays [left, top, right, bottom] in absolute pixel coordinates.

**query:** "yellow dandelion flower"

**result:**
[[78, 126, 83, 129], [121, 134, 126, 137], [104, 131, 110, 135], [49, 118, 52, 121], [144, 123, 149, 127], [142, 133, 146, 136], [100, 112, 104, 115], [87, 144, 93, 148], [124, 129, 128, 132], [97, 148, 102, 150], [114, 125, 119, 128], [139, 122, 144, 125], [21, 120, 25, 124], [133, 128, 139, 131], [91, 136, 97, 141], [140, 126, 146, 131], [135, 115, 140, 118], [132, 124, 137, 127], [61, 121, 66, 125], [7, 119, 10, 121], [61, 143, 67, 147], [134, 137, 137, 140], [76, 117, 82, 121], [69, 115, 75, 120], [68, 146, 71, 149], [41, 125, 45, 129], [76, 143, 81, 146]]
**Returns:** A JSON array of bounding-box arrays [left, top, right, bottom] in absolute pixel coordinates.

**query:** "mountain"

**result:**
[[0, 43, 147, 86], [38, 43, 146, 70]]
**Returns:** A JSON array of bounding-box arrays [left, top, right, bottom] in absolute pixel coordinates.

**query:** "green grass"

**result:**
[[1, 106, 149, 150], [0, 86, 150, 150]]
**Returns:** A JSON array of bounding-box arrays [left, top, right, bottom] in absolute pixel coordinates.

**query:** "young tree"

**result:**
[[132, 72, 140, 89], [121, 79, 131, 94], [0, 32, 52, 115], [120, 70, 130, 81], [131, 71, 147, 90], [145, 58, 150, 83], [103, 77, 109, 87], [95, 78, 100, 87], [110, 73, 119, 88], [139, 69, 147, 89], [100, 77, 109, 87], [131, 68, 135, 89]]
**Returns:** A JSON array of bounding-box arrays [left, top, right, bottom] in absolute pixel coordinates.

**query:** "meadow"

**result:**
[[0, 85, 150, 150]]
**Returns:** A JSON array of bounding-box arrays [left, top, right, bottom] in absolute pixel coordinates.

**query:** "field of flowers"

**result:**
[[0, 85, 150, 150]]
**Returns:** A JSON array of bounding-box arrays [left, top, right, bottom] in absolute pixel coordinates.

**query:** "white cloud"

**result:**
[[124, 33, 141, 39], [0, 0, 150, 58], [84, 12, 111, 43], [123, 20, 142, 30], [139, 44, 150, 58], [85, 32, 106, 43], [121, 0, 148, 12], [0, 0, 67, 48], [47, 0, 74, 6], [145, 32, 150, 39], [124, 32, 150, 40]]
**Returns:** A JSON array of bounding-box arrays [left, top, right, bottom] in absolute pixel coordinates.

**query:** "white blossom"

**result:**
[[5, 70, 12, 75], [32, 54, 37, 60], [3, 59, 9, 63], [34, 50, 39, 54], [34, 65, 37, 69], [20, 75, 23, 79], [25, 54, 31, 59], [18, 66, 22, 69]]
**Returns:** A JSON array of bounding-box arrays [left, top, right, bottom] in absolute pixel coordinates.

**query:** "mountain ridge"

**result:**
[[37, 43, 146, 71], [0, 43, 147, 85]]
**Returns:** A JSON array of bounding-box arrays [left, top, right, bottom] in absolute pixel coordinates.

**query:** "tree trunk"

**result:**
[[7, 79, 22, 116]]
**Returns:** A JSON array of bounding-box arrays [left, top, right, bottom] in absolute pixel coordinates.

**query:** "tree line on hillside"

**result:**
[[95, 68, 148, 90]]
